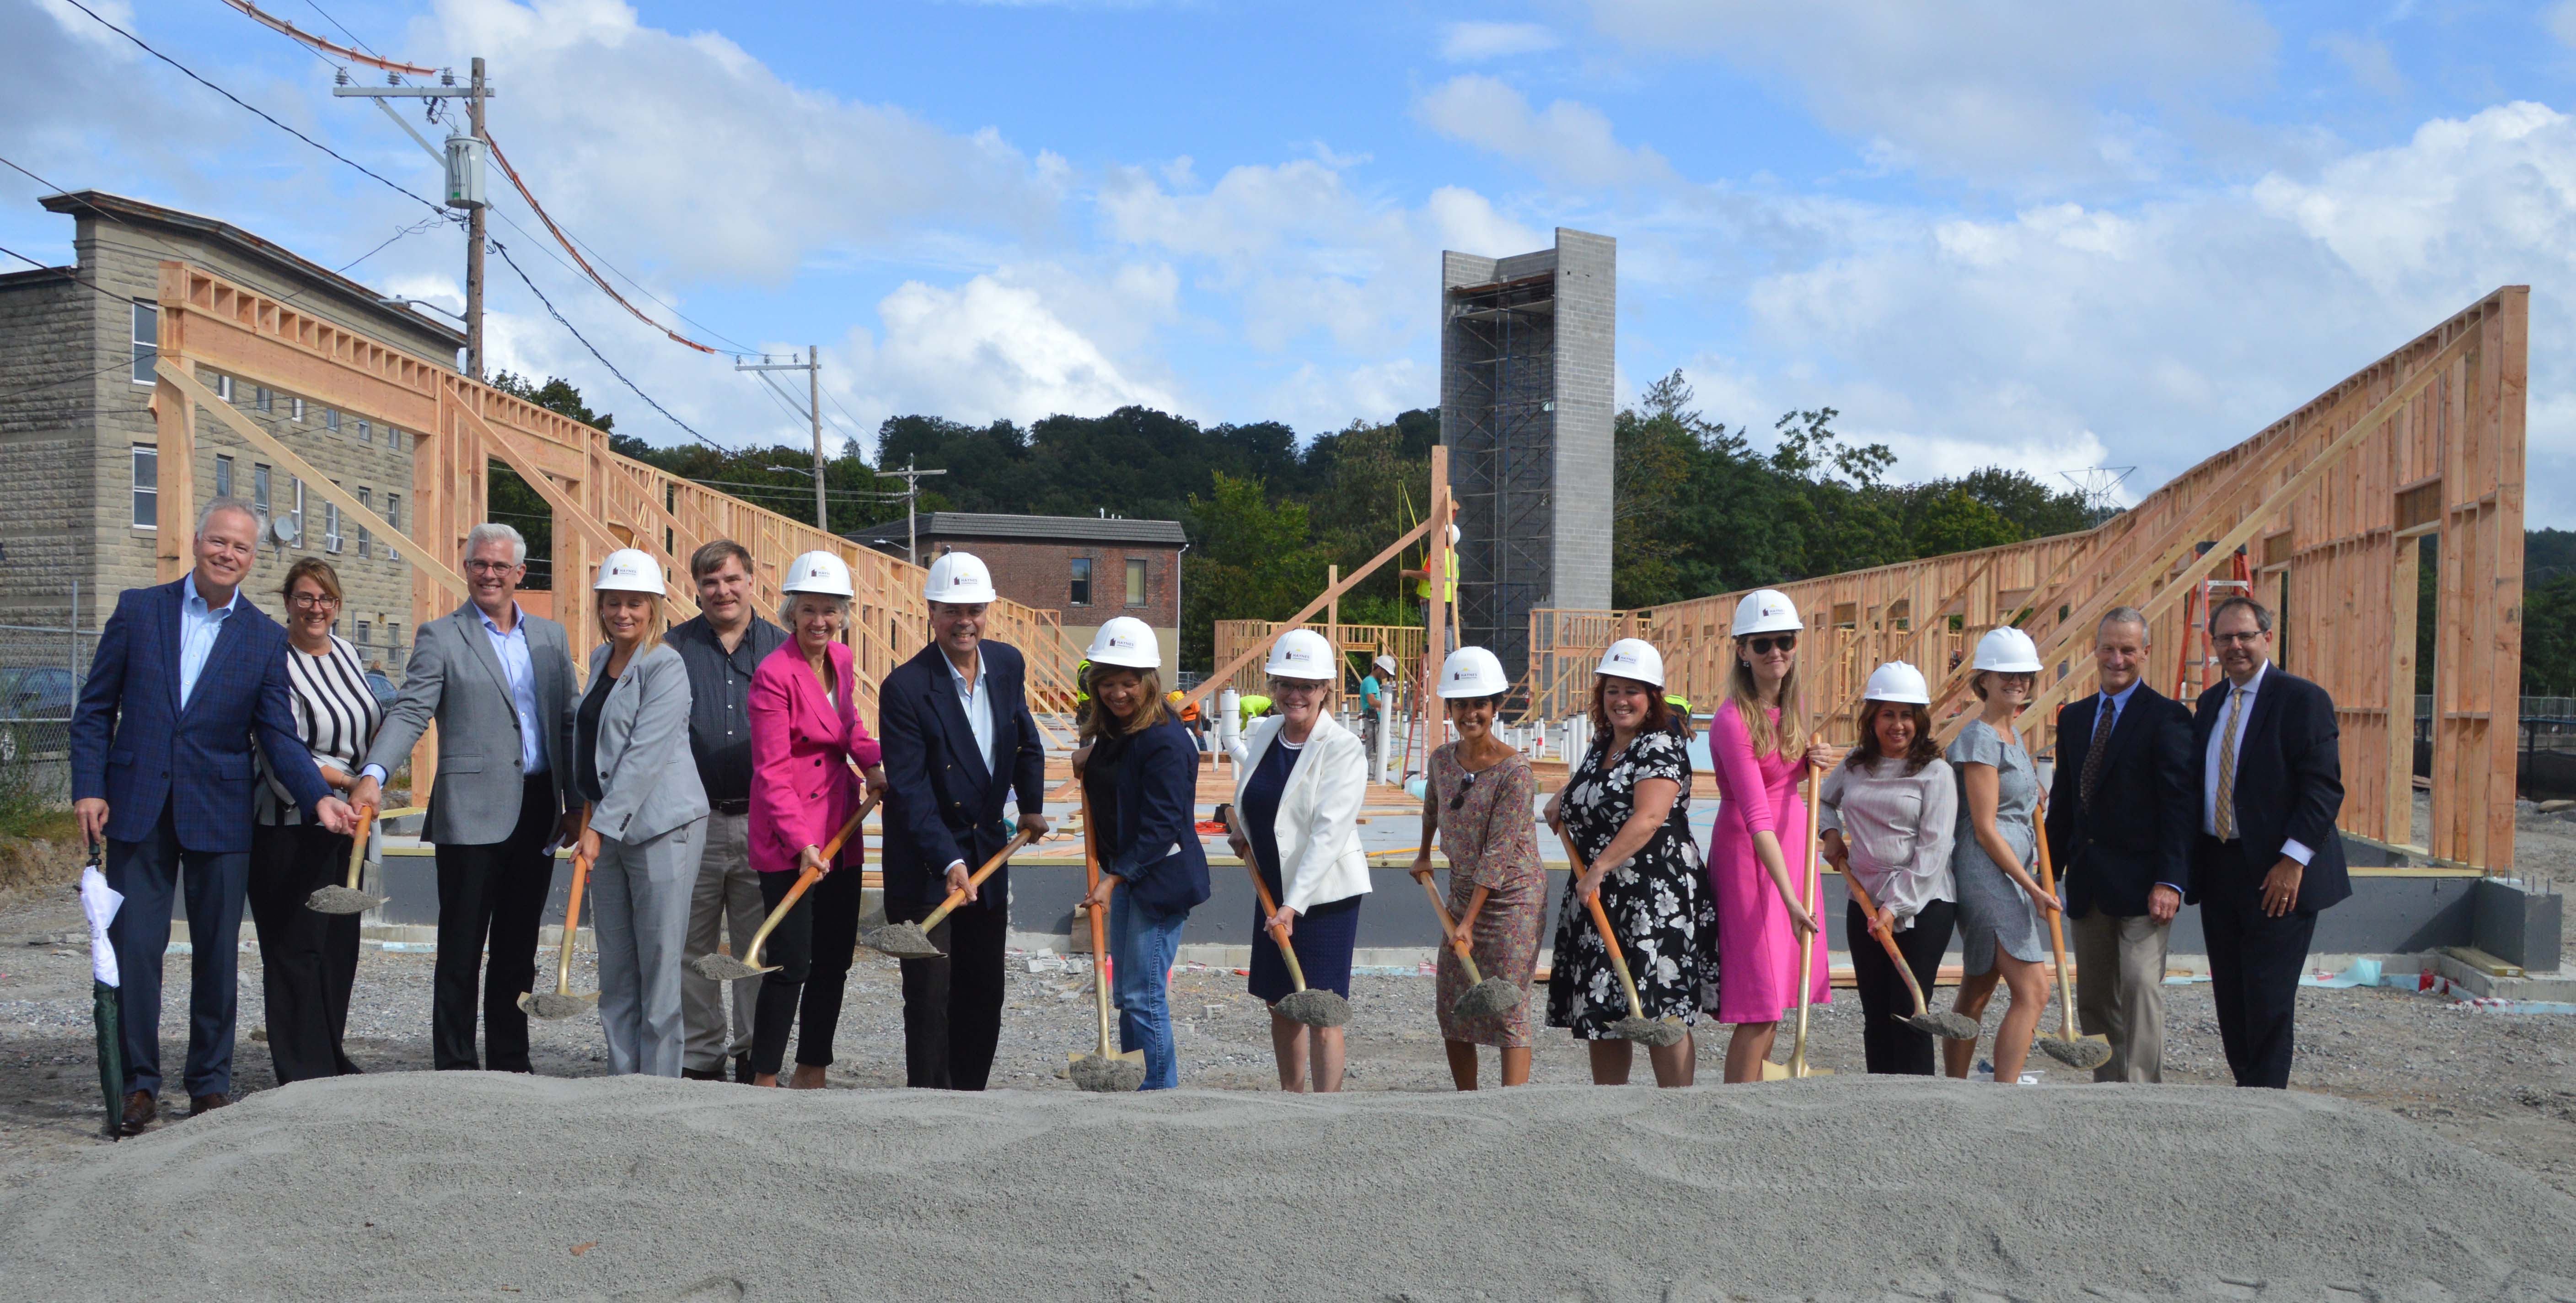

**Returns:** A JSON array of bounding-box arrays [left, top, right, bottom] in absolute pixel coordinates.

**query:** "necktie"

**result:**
[[2080, 695, 2115, 810], [2214, 686, 2245, 841]]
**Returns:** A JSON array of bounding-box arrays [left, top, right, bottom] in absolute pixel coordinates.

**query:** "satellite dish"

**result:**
[[264, 514, 300, 549]]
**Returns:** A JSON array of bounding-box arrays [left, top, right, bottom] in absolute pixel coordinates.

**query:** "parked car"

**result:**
[[365, 669, 397, 713], [0, 666, 77, 764]]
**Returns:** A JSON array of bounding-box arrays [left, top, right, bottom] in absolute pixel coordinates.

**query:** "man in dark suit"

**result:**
[[70, 498, 357, 1133], [877, 551, 1051, 1089], [2045, 606, 2196, 1082], [2190, 595, 2349, 1089]]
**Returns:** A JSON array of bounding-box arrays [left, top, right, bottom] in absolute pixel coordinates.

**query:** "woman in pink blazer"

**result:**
[[746, 555, 885, 1088]]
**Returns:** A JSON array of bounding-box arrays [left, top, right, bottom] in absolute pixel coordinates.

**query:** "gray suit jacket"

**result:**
[[582, 641, 707, 844], [364, 600, 577, 846]]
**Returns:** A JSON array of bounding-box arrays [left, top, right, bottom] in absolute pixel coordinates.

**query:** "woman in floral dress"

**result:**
[[1413, 647, 1546, 1089], [1545, 638, 1715, 1088]]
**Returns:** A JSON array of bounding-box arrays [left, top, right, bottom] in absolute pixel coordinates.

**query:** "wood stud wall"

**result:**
[[1529, 288, 2528, 870]]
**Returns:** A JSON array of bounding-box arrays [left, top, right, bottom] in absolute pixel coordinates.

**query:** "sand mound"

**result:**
[[8, 1074, 2576, 1302]]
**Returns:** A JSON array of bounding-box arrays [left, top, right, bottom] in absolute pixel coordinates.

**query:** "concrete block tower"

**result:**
[[1438, 228, 1614, 683]]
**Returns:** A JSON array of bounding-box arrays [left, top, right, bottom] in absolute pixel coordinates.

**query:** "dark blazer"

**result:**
[[70, 577, 330, 853], [2045, 684, 2195, 918], [876, 640, 1047, 915], [1102, 714, 1213, 918], [2189, 663, 2351, 913]]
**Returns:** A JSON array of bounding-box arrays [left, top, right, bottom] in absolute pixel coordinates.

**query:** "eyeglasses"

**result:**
[[1448, 770, 1476, 811], [1745, 634, 1796, 655], [2210, 630, 2265, 646], [288, 592, 341, 611], [465, 560, 519, 575]]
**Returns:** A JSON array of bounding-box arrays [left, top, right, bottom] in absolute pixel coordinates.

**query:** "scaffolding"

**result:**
[[1445, 271, 1557, 682]]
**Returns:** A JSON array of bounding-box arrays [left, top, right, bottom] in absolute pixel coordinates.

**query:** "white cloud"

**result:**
[[839, 274, 1178, 430], [1581, 0, 2276, 183], [1438, 21, 1560, 62], [2548, 1, 2576, 49], [2315, 32, 2406, 101], [1416, 75, 1672, 187]]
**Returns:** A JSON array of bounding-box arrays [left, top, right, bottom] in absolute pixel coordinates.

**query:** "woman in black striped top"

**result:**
[[248, 558, 386, 1084]]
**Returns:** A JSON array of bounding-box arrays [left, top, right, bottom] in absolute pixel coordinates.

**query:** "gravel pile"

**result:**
[[5, 1071, 2575, 1301]]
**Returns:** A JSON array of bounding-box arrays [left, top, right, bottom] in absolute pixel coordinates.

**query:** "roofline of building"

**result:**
[[845, 511, 1188, 548], [40, 190, 468, 350]]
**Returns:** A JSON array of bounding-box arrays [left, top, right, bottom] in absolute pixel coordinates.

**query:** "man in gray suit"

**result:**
[[353, 523, 580, 1071]]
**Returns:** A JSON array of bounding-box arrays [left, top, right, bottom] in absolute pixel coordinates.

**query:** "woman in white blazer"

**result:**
[[574, 549, 710, 1078], [1225, 628, 1369, 1093]]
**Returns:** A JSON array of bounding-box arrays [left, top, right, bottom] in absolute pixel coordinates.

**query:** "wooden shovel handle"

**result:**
[[916, 824, 1041, 934], [742, 790, 882, 970], [1842, 868, 1935, 1017], [1225, 804, 1312, 994], [551, 808, 593, 997], [1557, 828, 1647, 1022], [342, 805, 376, 891], [1079, 787, 1115, 1052], [1409, 867, 1483, 977], [2031, 788, 2081, 1042]]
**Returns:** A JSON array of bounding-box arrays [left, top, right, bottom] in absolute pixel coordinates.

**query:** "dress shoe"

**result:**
[[119, 1090, 156, 1136], [187, 1092, 231, 1118], [682, 1066, 723, 1082], [732, 1054, 753, 1085]]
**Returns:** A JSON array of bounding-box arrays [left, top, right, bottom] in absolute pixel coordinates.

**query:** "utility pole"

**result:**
[[735, 349, 827, 530], [333, 60, 496, 377], [874, 456, 948, 566]]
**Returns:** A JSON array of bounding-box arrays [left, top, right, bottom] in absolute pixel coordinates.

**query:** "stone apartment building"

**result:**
[[848, 512, 1185, 680], [0, 191, 461, 673]]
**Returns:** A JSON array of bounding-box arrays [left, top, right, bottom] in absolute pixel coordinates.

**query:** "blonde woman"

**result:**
[[1943, 626, 2057, 1084], [573, 549, 709, 1077], [1707, 589, 1836, 1084], [1225, 628, 1368, 1093]]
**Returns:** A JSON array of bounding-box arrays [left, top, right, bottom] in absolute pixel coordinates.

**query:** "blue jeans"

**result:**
[[1109, 889, 1186, 1090]]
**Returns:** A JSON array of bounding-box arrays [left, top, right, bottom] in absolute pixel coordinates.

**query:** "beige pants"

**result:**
[[2071, 908, 2170, 1083], [682, 813, 762, 1073]]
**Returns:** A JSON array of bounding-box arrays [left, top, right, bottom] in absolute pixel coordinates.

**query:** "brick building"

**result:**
[[0, 191, 460, 673], [849, 512, 1185, 679]]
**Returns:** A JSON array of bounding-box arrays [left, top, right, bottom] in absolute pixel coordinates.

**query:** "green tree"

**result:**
[[1907, 488, 2024, 557], [488, 371, 618, 589], [1181, 471, 1328, 667]]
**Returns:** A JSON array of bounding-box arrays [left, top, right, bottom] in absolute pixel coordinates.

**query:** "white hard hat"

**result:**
[[1594, 637, 1665, 688], [1436, 646, 1509, 699], [1862, 660, 1931, 705], [1973, 626, 2043, 673], [1373, 652, 1397, 674], [923, 550, 997, 604], [591, 548, 663, 595], [1732, 588, 1802, 637], [1084, 616, 1160, 670], [1264, 628, 1334, 680], [782, 549, 854, 598]]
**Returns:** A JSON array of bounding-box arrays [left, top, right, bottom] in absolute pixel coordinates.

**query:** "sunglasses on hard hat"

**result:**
[[1745, 634, 1796, 655]]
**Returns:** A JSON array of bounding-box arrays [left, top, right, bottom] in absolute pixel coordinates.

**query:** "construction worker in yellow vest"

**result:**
[[1237, 692, 1272, 729]]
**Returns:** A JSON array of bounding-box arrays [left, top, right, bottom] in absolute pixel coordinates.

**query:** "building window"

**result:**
[[253, 463, 272, 517], [130, 302, 156, 385], [216, 374, 233, 402], [355, 420, 371, 445], [357, 619, 371, 646], [291, 397, 306, 423], [384, 493, 400, 561], [1068, 557, 1092, 607], [292, 478, 305, 547], [324, 409, 340, 434], [324, 489, 342, 554], [215, 454, 233, 498], [355, 488, 372, 558], [1125, 557, 1147, 606], [255, 387, 273, 413], [130, 445, 156, 528]]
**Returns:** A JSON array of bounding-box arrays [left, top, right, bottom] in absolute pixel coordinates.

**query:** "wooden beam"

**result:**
[[1180, 515, 1435, 710], [2388, 533, 2420, 844], [156, 360, 467, 597], [447, 388, 700, 620]]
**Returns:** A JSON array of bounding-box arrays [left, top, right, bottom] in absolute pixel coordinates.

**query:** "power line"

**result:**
[[482, 132, 721, 355], [486, 236, 728, 454], [59, 0, 446, 218], [301, 0, 381, 58]]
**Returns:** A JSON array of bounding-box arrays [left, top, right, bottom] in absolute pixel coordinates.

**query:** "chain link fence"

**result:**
[[0, 616, 96, 820]]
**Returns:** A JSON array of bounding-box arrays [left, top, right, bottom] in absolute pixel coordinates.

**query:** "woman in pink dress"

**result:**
[[1708, 588, 1835, 1082]]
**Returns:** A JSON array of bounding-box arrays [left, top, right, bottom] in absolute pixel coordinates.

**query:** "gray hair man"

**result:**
[[662, 538, 788, 1082], [2040, 607, 2196, 1082], [351, 522, 582, 1072]]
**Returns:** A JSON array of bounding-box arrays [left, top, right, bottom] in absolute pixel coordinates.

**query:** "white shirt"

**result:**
[[2201, 661, 2313, 865], [176, 572, 240, 709], [941, 648, 994, 873]]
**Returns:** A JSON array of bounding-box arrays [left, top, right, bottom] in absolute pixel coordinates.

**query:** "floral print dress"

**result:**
[[1431, 744, 1546, 1047], [1546, 729, 1717, 1039]]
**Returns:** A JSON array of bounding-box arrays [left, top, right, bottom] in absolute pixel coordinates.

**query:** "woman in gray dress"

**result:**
[[1943, 627, 2059, 1084]]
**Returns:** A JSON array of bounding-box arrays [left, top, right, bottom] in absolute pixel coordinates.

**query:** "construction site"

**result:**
[[4, 5, 2576, 1301]]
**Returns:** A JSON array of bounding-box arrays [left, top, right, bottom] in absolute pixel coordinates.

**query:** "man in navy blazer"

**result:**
[[2044, 607, 2196, 1082], [2190, 596, 2350, 1089], [70, 499, 356, 1133], [876, 551, 1050, 1090]]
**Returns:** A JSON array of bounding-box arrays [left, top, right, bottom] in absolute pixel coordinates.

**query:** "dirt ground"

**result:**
[[5, 794, 2574, 1201]]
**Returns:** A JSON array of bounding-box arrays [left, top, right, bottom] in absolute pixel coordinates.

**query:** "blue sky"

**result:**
[[10, 0, 2576, 522]]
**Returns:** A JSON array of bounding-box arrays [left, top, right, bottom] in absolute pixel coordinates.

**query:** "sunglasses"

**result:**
[[1744, 634, 1797, 656], [1449, 770, 1476, 811]]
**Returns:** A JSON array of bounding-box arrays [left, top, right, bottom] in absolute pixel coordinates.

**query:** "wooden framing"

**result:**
[[1529, 288, 2528, 869], [148, 261, 1084, 791]]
